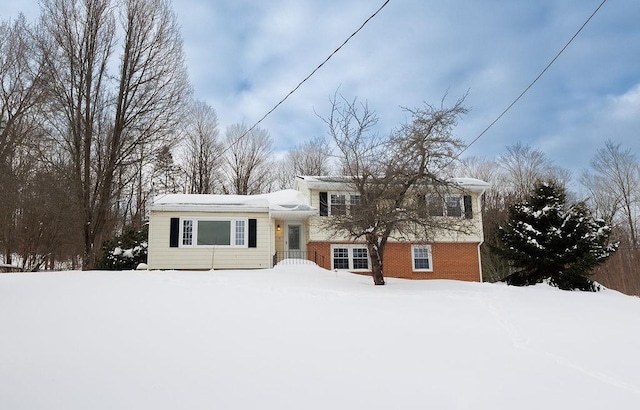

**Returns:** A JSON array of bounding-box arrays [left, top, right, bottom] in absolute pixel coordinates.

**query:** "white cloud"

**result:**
[[606, 84, 640, 121], [2, 0, 639, 175]]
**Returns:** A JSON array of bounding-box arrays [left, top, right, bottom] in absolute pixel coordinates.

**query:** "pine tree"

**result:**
[[499, 180, 618, 291]]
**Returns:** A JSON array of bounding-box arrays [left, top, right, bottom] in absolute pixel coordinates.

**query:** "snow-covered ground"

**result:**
[[1, 263, 640, 409]]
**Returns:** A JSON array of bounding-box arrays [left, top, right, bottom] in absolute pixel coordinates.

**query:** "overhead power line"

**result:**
[[450, 0, 609, 163], [220, 0, 391, 155]]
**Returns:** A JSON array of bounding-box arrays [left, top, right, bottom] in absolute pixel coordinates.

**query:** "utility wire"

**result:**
[[448, 0, 609, 165], [220, 0, 391, 155]]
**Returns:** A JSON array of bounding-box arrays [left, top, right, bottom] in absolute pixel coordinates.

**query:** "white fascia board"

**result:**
[[270, 209, 318, 220], [150, 204, 269, 213]]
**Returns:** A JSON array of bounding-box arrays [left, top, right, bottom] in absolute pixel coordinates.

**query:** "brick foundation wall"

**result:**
[[307, 241, 481, 282], [307, 242, 332, 270]]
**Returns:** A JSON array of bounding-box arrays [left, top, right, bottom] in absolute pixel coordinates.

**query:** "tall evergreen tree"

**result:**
[[499, 180, 618, 291]]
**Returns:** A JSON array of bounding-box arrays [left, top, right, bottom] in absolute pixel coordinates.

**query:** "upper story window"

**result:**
[[424, 194, 473, 219], [446, 196, 462, 217], [320, 192, 361, 216], [330, 194, 347, 215]]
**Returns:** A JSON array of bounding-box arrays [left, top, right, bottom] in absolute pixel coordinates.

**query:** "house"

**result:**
[[147, 190, 316, 270], [147, 176, 490, 281]]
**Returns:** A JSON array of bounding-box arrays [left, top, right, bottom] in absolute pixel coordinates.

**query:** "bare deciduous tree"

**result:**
[[275, 136, 333, 189], [498, 143, 569, 198], [152, 145, 183, 195], [580, 140, 640, 249], [581, 140, 640, 295], [223, 123, 274, 195], [321, 94, 468, 285], [40, 0, 190, 268], [290, 135, 333, 175], [0, 14, 48, 265], [182, 100, 223, 194]]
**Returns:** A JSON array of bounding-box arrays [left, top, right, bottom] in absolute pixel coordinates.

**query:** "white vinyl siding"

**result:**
[[148, 211, 271, 270]]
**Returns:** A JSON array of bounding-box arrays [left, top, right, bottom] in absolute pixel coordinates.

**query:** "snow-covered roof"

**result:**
[[296, 175, 490, 193], [295, 175, 352, 190], [150, 189, 317, 217], [449, 177, 491, 193]]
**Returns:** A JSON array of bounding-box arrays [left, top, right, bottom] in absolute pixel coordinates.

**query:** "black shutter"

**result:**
[[463, 195, 473, 219], [248, 219, 257, 248], [319, 192, 328, 216], [169, 218, 179, 247]]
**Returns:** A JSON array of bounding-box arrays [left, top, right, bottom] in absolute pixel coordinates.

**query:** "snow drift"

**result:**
[[1, 264, 639, 409]]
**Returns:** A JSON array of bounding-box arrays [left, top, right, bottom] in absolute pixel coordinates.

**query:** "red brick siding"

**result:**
[[307, 241, 481, 282], [307, 242, 332, 270]]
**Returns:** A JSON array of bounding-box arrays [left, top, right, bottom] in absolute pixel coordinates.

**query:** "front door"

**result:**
[[286, 223, 304, 258]]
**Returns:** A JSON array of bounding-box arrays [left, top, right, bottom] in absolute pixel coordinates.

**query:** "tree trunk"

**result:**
[[368, 242, 385, 285]]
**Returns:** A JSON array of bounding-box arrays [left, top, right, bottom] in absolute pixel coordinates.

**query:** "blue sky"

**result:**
[[2, 0, 639, 177]]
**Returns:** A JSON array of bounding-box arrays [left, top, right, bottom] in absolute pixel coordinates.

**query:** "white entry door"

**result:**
[[285, 223, 304, 258]]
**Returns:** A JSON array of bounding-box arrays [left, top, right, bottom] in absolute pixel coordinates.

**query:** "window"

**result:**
[[235, 220, 245, 246], [333, 247, 350, 269], [320, 192, 362, 217], [180, 218, 248, 247], [326, 192, 361, 216], [424, 195, 468, 218], [182, 219, 193, 246], [446, 196, 462, 217], [331, 245, 370, 270], [198, 220, 230, 245], [352, 248, 369, 269], [426, 195, 444, 216], [330, 194, 347, 215], [412, 245, 432, 271]]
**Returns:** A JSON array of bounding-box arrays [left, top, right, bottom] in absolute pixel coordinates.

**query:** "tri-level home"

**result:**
[[147, 176, 490, 281]]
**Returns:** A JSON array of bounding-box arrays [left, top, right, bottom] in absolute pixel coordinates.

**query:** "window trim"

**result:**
[[179, 217, 249, 248], [412, 245, 433, 272], [331, 244, 371, 271]]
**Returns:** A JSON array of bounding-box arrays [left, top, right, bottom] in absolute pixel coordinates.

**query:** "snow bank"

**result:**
[[1, 267, 639, 409]]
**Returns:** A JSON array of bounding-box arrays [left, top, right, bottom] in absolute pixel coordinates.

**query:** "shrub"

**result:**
[[97, 225, 148, 270]]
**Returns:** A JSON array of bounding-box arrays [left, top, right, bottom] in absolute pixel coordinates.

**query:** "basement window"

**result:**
[[331, 245, 370, 271], [412, 245, 433, 271]]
